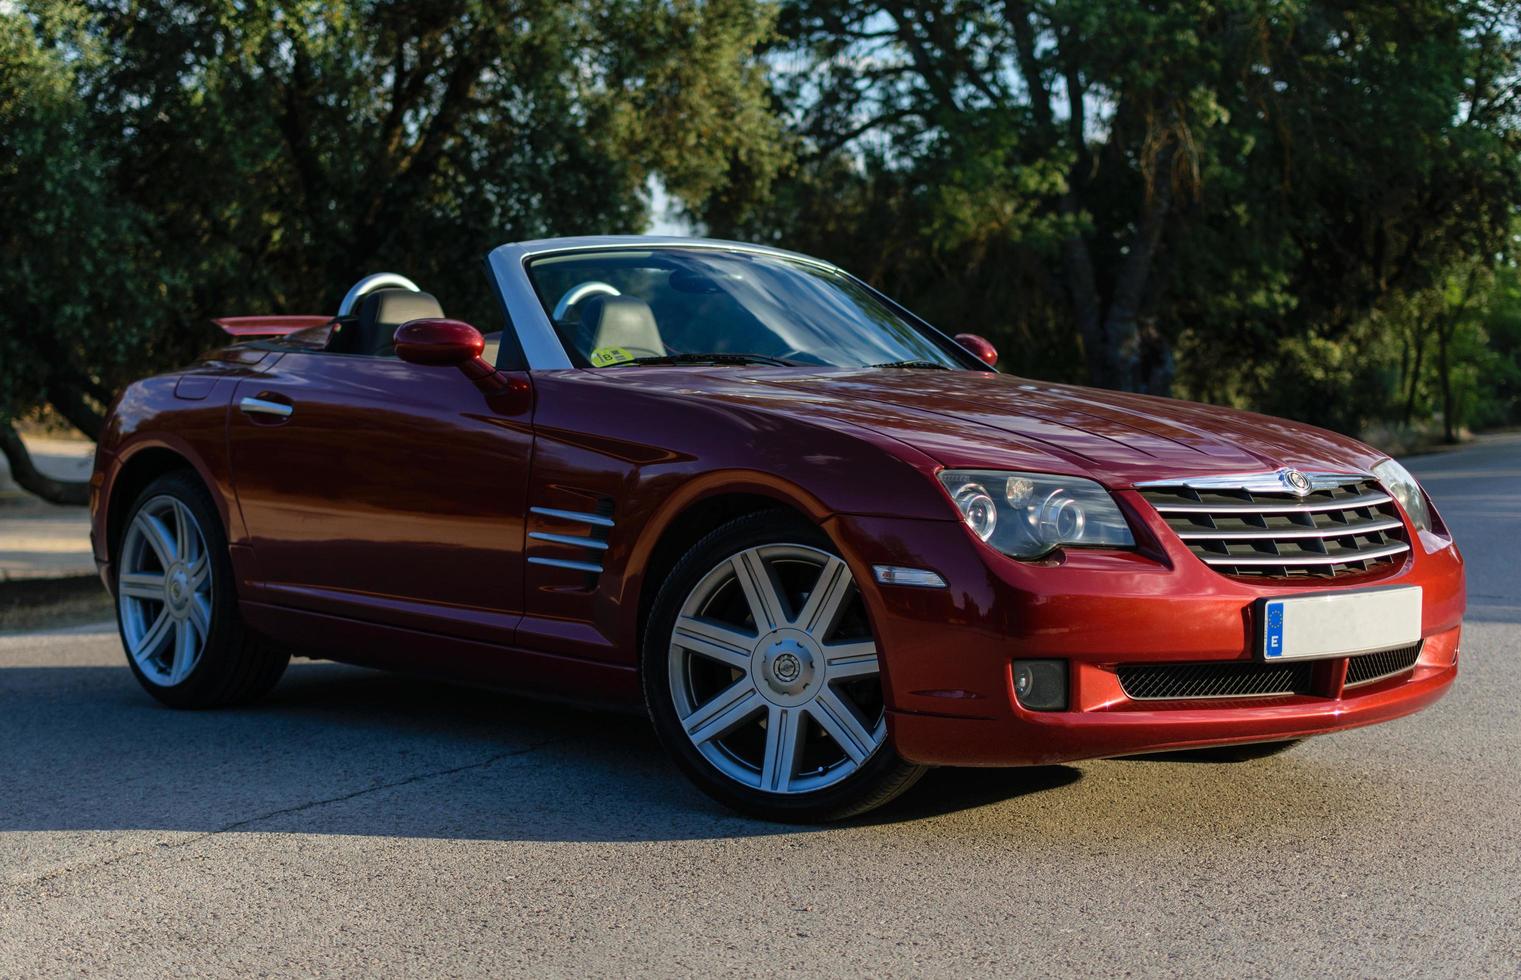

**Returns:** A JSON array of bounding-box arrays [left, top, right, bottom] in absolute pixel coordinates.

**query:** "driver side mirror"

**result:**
[[394, 318, 485, 366], [394, 318, 517, 396], [954, 333, 999, 367]]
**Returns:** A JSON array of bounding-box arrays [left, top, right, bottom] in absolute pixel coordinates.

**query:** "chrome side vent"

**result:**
[[526, 505, 613, 573]]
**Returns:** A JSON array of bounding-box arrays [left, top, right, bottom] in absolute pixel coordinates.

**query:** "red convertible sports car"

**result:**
[[90, 235, 1465, 821]]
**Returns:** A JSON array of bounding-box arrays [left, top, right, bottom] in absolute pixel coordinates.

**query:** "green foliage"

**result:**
[[2, 0, 1520, 459], [0, 2, 161, 432], [0, 0, 782, 432], [739, 0, 1521, 426]]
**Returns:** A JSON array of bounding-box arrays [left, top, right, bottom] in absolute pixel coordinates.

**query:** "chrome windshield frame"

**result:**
[[483, 235, 981, 373]]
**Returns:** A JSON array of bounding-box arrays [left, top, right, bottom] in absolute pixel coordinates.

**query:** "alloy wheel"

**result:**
[[668, 544, 887, 795], [118, 494, 213, 687]]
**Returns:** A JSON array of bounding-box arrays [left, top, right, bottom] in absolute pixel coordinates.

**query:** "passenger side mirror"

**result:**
[[393, 318, 485, 366], [954, 333, 999, 367]]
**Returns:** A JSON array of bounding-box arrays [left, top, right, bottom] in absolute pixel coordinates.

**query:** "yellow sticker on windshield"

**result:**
[[590, 346, 636, 367]]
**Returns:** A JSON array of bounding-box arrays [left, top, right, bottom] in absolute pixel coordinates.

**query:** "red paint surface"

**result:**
[[393, 318, 486, 365], [213, 315, 331, 338], [954, 333, 1000, 367], [90, 343, 1466, 763]]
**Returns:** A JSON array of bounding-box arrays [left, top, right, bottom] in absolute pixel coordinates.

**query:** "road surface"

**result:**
[[2, 436, 1518, 976]]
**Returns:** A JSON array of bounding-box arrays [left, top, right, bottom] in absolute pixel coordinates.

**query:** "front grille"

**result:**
[[1138, 475, 1410, 578], [1346, 641, 1423, 686], [1117, 661, 1316, 700]]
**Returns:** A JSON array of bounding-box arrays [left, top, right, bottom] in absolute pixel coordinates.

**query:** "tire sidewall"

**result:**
[[642, 511, 915, 821], [116, 471, 244, 708]]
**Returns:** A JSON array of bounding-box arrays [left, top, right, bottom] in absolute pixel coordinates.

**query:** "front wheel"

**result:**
[[643, 512, 925, 822], [115, 471, 288, 708]]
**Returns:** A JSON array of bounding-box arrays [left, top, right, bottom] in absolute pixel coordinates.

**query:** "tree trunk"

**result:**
[[1059, 209, 1109, 387], [1102, 139, 1178, 394], [1402, 327, 1426, 428], [1437, 320, 1456, 444], [45, 378, 105, 442], [0, 423, 92, 506]]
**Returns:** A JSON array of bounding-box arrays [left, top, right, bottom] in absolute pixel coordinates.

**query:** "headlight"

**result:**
[[1372, 458, 1433, 533], [938, 470, 1135, 559]]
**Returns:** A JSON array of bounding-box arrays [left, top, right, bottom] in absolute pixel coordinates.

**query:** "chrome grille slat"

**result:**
[[1176, 518, 1404, 541], [1138, 475, 1410, 579], [1199, 542, 1410, 566], [1146, 491, 1393, 515]]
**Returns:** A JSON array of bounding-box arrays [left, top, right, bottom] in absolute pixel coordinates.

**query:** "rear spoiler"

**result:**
[[213, 315, 332, 339]]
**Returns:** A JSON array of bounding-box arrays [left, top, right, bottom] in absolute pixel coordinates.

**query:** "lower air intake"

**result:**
[[1117, 642, 1426, 701], [1117, 661, 1315, 700], [1346, 641, 1423, 687]]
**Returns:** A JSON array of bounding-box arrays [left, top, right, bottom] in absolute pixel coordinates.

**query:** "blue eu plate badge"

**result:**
[[1263, 600, 1286, 659]]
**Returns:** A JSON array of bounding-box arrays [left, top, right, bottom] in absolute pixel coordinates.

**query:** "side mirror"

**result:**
[[954, 333, 999, 368], [394, 318, 485, 366]]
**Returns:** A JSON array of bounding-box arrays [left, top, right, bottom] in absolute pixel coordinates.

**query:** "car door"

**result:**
[[227, 350, 533, 643]]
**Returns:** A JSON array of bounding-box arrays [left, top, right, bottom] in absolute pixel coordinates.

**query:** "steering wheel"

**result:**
[[552, 281, 621, 321]]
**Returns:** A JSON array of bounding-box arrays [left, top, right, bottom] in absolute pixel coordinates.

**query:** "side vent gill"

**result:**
[[526, 504, 614, 574]]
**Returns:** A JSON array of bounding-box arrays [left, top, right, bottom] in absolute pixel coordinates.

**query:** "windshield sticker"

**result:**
[[590, 347, 636, 367]]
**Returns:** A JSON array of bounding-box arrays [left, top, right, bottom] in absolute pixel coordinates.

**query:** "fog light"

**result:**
[[1012, 660, 1067, 711]]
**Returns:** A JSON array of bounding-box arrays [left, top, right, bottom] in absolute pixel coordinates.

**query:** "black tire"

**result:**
[[642, 511, 926, 822], [115, 470, 288, 708]]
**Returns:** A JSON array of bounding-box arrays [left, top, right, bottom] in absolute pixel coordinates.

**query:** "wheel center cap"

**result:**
[[752, 629, 822, 705], [164, 563, 193, 617]]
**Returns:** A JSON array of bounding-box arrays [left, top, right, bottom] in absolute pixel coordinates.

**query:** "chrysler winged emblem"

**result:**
[[1279, 468, 1313, 497]]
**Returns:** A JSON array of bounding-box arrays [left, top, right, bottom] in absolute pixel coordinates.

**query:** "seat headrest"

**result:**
[[360, 288, 444, 327], [583, 295, 664, 357], [326, 288, 446, 357]]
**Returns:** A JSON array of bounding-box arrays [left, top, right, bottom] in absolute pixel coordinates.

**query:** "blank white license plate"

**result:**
[[1259, 587, 1422, 661]]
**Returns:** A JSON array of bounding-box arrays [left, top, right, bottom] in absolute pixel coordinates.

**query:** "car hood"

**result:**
[[609, 367, 1388, 487]]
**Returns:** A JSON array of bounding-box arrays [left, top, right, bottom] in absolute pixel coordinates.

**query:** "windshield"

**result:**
[[524, 248, 968, 369]]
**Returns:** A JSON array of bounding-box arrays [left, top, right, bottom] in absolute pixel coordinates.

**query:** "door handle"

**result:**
[[239, 396, 294, 419]]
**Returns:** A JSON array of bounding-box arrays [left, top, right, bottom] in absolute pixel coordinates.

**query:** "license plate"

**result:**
[[1259, 586, 1422, 661]]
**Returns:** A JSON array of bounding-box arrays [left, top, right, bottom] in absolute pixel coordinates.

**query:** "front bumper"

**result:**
[[827, 501, 1465, 767]]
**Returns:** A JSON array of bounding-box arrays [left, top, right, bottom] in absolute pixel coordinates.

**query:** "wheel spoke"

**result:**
[[682, 677, 763, 745], [168, 621, 197, 684], [130, 608, 173, 662], [809, 688, 878, 764], [188, 594, 212, 641], [138, 513, 179, 565], [672, 616, 754, 670], [189, 553, 210, 589], [172, 502, 192, 564], [119, 571, 166, 601], [732, 550, 786, 632], [824, 640, 879, 680], [793, 555, 852, 637], [760, 705, 806, 794]]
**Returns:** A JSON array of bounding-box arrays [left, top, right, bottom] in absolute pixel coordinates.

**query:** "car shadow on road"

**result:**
[[0, 658, 1083, 843]]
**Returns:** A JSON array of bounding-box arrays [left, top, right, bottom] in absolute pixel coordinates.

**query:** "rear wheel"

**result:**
[[116, 471, 288, 708], [644, 512, 925, 822]]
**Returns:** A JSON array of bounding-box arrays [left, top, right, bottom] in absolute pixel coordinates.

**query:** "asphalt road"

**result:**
[[3, 437, 1519, 977]]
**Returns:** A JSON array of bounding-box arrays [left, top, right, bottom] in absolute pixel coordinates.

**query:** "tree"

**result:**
[[1, 2, 158, 500], [1, 0, 785, 502], [720, 0, 1521, 408]]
